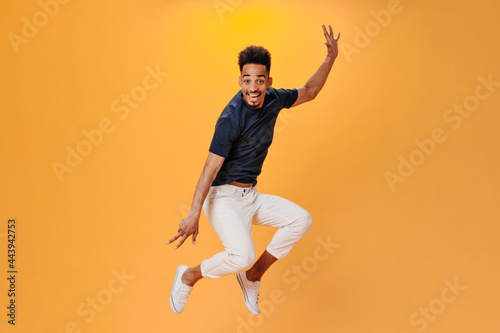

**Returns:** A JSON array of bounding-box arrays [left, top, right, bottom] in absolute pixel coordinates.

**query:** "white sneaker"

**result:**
[[170, 265, 192, 314], [236, 272, 261, 315]]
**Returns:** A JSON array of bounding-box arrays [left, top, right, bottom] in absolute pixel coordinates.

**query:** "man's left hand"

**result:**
[[322, 24, 340, 61]]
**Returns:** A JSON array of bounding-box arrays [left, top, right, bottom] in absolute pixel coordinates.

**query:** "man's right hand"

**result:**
[[167, 214, 200, 249], [167, 152, 225, 249]]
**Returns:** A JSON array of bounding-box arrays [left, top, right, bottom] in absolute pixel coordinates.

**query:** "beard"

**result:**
[[245, 92, 262, 109]]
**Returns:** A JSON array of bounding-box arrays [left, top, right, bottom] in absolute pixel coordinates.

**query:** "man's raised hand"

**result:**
[[322, 24, 340, 61]]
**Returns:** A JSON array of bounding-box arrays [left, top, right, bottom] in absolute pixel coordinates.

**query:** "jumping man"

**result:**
[[168, 24, 340, 315]]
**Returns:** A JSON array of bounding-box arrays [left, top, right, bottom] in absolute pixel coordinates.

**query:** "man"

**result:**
[[168, 24, 340, 315]]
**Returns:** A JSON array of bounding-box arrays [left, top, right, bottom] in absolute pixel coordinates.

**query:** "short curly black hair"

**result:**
[[238, 45, 271, 74]]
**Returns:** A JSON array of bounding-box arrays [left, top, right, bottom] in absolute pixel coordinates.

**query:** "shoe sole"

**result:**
[[236, 273, 260, 315]]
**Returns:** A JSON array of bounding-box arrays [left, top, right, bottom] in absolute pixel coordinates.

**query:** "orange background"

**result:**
[[1, 0, 499, 332]]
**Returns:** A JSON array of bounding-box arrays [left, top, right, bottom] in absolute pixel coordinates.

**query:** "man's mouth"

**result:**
[[247, 92, 261, 104]]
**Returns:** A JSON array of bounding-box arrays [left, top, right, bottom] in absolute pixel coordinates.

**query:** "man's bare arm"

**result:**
[[292, 24, 340, 108], [167, 152, 225, 249]]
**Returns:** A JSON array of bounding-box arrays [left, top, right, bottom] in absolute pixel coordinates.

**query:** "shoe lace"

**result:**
[[253, 281, 261, 303], [178, 285, 191, 302]]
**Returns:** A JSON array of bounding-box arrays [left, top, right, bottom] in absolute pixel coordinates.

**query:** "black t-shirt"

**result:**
[[209, 87, 298, 186]]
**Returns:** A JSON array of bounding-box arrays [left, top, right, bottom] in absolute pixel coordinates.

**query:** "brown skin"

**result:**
[[294, 24, 340, 107], [245, 250, 277, 282], [168, 24, 340, 286], [239, 64, 273, 109], [167, 152, 224, 250]]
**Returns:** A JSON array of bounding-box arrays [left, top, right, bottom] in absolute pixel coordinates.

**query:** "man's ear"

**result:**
[[238, 75, 242, 88], [268, 77, 273, 87]]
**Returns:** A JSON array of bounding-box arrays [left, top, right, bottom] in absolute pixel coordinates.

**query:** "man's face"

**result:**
[[239, 64, 273, 109]]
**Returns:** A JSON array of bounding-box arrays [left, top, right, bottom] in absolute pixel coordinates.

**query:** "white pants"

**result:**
[[200, 184, 312, 278]]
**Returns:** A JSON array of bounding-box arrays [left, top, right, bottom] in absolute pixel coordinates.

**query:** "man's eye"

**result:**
[[244, 80, 250, 84], [258, 80, 264, 84]]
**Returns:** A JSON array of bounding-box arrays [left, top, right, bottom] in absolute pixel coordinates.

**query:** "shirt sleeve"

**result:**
[[275, 88, 299, 109], [209, 114, 239, 158]]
